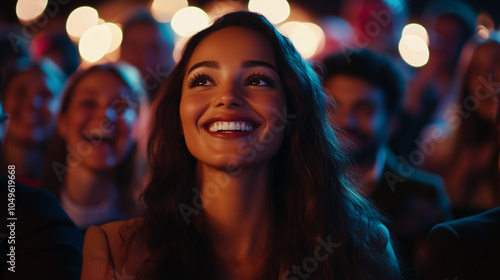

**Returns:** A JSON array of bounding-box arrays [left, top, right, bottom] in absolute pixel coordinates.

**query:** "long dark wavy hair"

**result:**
[[41, 62, 144, 218], [133, 11, 399, 279]]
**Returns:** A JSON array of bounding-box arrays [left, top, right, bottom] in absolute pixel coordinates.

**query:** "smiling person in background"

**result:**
[[0, 57, 65, 187], [81, 11, 401, 280], [0, 70, 82, 280], [41, 62, 143, 234]]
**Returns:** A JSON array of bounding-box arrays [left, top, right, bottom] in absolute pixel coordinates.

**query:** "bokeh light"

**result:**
[[402, 23, 428, 45], [477, 25, 490, 39], [206, 1, 246, 22], [477, 12, 495, 31], [279, 21, 325, 59], [173, 37, 189, 63], [16, 0, 48, 24], [321, 16, 354, 43], [399, 35, 429, 67], [66, 6, 99, 40], [103, 22, 123, 53], [248, 0, 290, 24], [151, 0, 188, 22], [382, 0, 405, 14], [79, 25, 112, 63], [171, 7, 210, 37], [303, 22, 326, 56]]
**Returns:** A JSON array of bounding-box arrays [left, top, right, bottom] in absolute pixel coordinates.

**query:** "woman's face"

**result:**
[[180, 27, 287, 171], [3, 69, 60, 144], [57, 71, 138, 172]]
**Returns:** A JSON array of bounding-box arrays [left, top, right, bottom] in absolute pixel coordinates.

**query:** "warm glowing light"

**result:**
[[66, 6, 99, 40], [151, 0, 188, 22], [16, 0, 48, 24], [477, 12, 495, 31], [171, 7, 209, 37], [103, 23, 123, 53], [279, 21, 324, 59], [206, 1, 246, 21], [248, 0, 290, 24], [402, 23, 428, 45], [399, 35, 429, 67], [477, 25, 490, 39], [104, 48, 121, 62], [79, 25, 112, 63], [303, 22, 326, 57]]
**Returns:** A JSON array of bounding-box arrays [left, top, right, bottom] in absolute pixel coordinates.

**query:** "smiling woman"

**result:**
[[41, 62, 144, 233], [180, 26, 287, 171], [81, 11, 402, 280]]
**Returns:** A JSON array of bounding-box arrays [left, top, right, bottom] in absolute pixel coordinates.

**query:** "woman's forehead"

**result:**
[[187, 27, 276, 68]]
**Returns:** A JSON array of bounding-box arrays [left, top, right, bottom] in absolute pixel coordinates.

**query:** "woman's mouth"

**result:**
[[84, 132, 116, 146]]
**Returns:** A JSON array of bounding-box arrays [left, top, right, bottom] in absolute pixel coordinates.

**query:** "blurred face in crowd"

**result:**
[[120, 22, 173, 77], [326, 75, 387, 162], [429, 16, 467, 65], [3, 68, 60, 144], [179, 27, 287, 170], [57, 71, 138, 172]]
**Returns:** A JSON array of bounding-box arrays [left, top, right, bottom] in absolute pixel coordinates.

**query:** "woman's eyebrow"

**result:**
[[187, 60, 220, 75], [241, 60, 278, 72]]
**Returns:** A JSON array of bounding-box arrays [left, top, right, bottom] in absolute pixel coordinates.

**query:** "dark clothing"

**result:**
[[372, 151, 452, 277], [420, 207, 500, 280], [0, 177, 82, 279]]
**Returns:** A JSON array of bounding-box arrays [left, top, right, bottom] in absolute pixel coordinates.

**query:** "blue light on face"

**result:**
[[106, 107, 118, 122], [33, 95, 43, 109], [122, 108, 137, 123], [106, 155, 116, 166]]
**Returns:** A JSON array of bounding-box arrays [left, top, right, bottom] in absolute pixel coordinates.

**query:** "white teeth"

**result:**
[[208, 121, 254, 132]]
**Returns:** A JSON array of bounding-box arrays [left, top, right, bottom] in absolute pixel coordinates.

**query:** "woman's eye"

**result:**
[[188, 73, 214, 88], [245, 73, 275, 87]]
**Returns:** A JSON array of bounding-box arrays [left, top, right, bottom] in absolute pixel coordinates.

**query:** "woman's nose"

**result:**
[[212, 83, 246, 108]]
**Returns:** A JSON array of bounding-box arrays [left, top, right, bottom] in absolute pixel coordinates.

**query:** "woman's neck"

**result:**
[[197, 162, 272, 278], [63, 167, 116, 206], [2, 139, 44, 179]]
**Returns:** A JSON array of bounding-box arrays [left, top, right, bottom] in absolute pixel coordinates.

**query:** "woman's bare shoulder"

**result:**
[[82, 218, 149, 279]]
